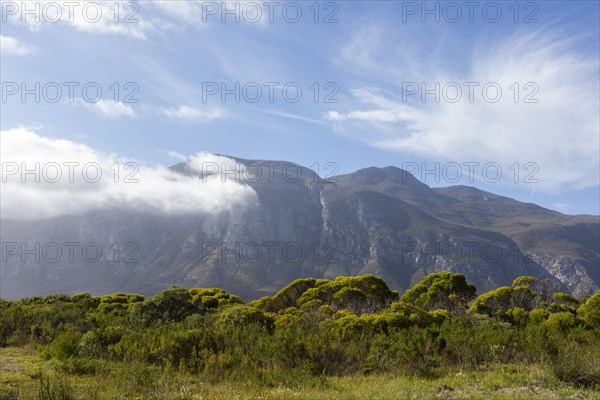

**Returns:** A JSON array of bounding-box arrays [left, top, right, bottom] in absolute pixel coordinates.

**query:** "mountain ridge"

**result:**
[[1, 156, 598, 300]]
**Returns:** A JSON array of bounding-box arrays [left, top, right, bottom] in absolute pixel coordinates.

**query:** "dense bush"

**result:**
[[578, 290, 600, 328], [0, 274, 598, 390], [401, 272, 476, 313], [251, 275, 399, 314]]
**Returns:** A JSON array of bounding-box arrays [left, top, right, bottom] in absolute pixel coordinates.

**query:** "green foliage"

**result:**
[[255, 275, 399, 315], [577, 290, 600, 328], [70, 293, 100, 308], [401, 272, 476, 313], [211, 304, 274, 332], [251, 278, 318, 312], [129, 287, 200, 326], [512, 276, 559, 304], [78, 327, 124, 359], [529, 308, 550, 324], [545, 311, 577, 332], [50, 327, 81, 361], [552, 292, 581, 306], [41, 294, 71, 305], [504, 307, 529, 325], [188, 287, 243, 308], [0, 274, 598, 393], [469, 284, 537, 316], [512, 276, 538, 288], [99, 292, 144, 305]]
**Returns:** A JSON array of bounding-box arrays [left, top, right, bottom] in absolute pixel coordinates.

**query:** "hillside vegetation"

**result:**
[[1, 273, 599, 399]]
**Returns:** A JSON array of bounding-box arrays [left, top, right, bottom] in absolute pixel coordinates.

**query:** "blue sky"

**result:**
[[1, 0, 599, 216]]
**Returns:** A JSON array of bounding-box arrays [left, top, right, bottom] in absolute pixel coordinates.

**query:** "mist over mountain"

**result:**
[[1, 156, 598, 300]]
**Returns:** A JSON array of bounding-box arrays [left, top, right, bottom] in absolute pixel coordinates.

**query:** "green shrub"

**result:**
[[529, 308, 550, 324], [504, 307, 529, 325], [577, 290, 600, 328], [255, 275, 398, 314], [50, 328, 81, 361], [189, 287, 243, 308], [401, 272, 476, 313], [470, 285, 537, 316], [545, 311, 577, 332], [212, 304, 274, 332], [129, 287, 201, 326]]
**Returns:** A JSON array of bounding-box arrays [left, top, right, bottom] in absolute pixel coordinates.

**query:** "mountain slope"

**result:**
[[1, 157, 598, 299]]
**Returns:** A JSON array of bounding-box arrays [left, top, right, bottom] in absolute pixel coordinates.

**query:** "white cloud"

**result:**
[[258, 108, 329, 125], [1, 1, 270, 41], [167, 151, 187, 162], [79, 100, 136, 119], [2, 1, 153, 39], [326, 109, 406, 123], [327, 29, 600, 194], [161, 105, 224, 122], [553, 203, 570, 212], [187, 153, 243, 176], [0, 35, 33, 55], [151, 1, 207, 25], [94, 100, 136, 118], [0, 128, 258, 220], [151, 1, 270, 27]]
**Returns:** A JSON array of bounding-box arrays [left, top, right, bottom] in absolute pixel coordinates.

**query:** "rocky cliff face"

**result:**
[[1, 157, 598, 299]]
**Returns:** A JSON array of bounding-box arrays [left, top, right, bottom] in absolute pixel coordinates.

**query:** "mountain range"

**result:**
[[1, 156, 598, 300]]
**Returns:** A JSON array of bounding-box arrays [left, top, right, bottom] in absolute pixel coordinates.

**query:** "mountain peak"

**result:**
[[5, 155, 596, 300], [342, 166, 428, 187]]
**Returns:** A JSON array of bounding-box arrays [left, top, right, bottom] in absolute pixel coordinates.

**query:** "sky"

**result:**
[[1, 0, 599, 217]]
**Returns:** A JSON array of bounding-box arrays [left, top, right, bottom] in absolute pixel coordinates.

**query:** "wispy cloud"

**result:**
[[0, 35, 33, 55], [79, 100, 136, 119], [150, 1, 271, 28], [256, 108, 328, 125], [553, 203, 570, 212], [167, 151, 187, 162], [327, 28, 600, 194], [161, 105, 224, 122], [150, 1, 207, 26], [2, 1, 154, 39]]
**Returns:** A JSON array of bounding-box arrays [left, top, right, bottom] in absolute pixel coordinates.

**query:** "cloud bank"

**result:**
[[0, 128, 257, 220]]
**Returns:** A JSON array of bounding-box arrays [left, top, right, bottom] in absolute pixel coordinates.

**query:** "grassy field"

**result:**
[[2, 346, 599, 400]]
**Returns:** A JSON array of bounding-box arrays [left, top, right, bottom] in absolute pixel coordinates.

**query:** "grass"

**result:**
[[2, 346, 600, 400]]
